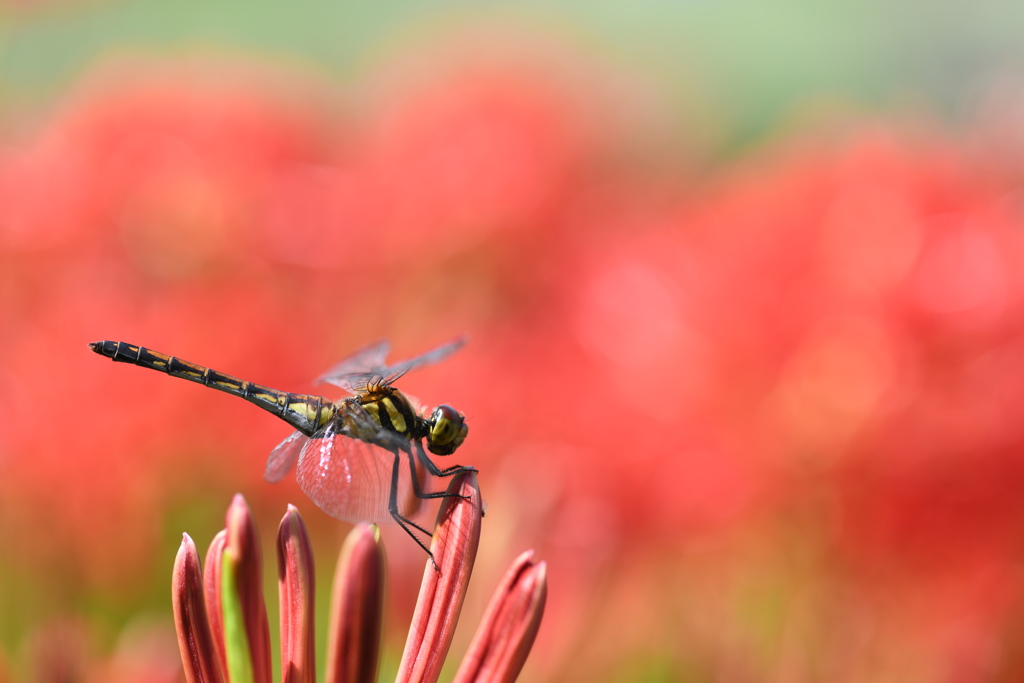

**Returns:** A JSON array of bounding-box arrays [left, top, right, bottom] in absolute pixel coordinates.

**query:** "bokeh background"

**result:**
[[5, 1, 1024, 681]]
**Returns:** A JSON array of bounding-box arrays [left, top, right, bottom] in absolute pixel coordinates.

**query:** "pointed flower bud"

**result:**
[[396, 470, 483, 683], [172, 533, 225, 683], [324, 523, 386, 683], [203, 530, 228, 677], [220, 493, 273, 683], [452, 551, 548, 683], [277, 504, 316, 683]]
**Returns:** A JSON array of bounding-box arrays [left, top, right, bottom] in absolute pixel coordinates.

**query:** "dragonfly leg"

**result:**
[[415, 440, 477, 479], [398, 449, 436, 535], [387, 450, 439, 568], [408, 441, 476, 502], [435, 463, 476, 476]]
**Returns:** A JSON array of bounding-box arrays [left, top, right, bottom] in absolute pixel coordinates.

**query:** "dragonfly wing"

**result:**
[[378, 336, 467, 386], [317, 340, 391, 391], [294, 419, 427, 524], [265, 430, 309, 483], [319, 337, 466, 393]]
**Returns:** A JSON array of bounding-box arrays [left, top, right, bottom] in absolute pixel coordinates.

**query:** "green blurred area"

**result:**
[[3, 0, 1024, 148]]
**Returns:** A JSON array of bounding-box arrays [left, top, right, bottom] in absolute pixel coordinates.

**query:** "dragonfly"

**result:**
[[89, 338, 474, 563]]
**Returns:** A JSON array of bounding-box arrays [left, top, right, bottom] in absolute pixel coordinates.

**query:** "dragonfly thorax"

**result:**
[[357, 386, 421, 439]]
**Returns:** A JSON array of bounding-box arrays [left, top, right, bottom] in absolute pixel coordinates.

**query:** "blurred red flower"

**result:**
[[476, 125, 1024, 678], [5, 50, 1024, 680]]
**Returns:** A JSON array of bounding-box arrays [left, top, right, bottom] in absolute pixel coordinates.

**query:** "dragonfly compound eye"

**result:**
[[427, 404, 468, 455]]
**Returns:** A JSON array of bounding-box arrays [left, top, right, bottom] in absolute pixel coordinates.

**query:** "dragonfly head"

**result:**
[[426, 404, 468, 455]]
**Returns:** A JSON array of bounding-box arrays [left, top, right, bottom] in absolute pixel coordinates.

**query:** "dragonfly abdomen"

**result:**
[[89, 340, 334, 436]]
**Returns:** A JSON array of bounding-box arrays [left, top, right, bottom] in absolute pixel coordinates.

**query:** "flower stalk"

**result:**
[[203, 530, 228, 676], [277, 505, 316, 683], [220, 494, 273, 683], [324, 523, 386, 683], [172, 533, 225, 683], [396, 471, 483, 683], [453, 551, 547, 683]]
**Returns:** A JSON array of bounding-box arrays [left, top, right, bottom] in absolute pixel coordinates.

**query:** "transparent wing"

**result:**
[[321, 337, 467, 394], [316, 340, 391, 392], [377, 336, 467, 385], [265, 430, 309, 484], [294, 404, 428, 524]]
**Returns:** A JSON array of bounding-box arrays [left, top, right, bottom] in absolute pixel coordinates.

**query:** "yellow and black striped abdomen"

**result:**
[[89, 340, 334, 436]]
